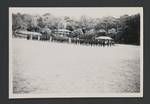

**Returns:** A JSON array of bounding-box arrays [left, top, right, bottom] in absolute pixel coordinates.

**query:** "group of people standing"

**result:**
[[51, 37, 115, 47], [70, 38, 115, 47]]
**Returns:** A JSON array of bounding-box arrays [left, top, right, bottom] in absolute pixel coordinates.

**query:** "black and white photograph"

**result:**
[[9, 7, 143, 98]]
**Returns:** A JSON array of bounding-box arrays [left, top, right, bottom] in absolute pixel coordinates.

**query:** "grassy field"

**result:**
[[12, 38, 140, 94]]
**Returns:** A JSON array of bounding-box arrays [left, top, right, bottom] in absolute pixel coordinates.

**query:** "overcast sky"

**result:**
[[10, 7, 143, 19]]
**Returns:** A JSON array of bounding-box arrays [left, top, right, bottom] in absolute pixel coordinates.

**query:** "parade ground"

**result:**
[[11, 38, 140, 94]]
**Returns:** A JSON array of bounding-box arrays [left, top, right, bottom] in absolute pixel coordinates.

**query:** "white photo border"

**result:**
[[9, 7, 143, 99]]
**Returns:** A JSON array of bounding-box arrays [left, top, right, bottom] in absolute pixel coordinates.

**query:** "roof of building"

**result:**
[[98, 29, 106, 33], [16, 30, 42, 36], [95, 36, 113, 40], [55, 29, 71, 32]]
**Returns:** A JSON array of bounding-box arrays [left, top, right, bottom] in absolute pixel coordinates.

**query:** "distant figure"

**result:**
[[27, 35, 30, 40], [102, 40, 105, 47], [69, 38, 71, 43]]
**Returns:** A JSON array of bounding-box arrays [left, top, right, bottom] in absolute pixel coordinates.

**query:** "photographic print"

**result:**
[[9, 7, 143, 98]]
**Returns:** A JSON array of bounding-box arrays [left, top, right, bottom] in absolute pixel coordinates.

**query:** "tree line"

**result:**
[[12, 13, 140, 45]]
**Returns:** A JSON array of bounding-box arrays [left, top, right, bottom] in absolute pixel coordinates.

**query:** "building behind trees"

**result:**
[[12, 13, 140, 45]]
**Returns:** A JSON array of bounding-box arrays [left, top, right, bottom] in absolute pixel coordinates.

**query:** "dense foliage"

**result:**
[[12, 13, 140, 45]]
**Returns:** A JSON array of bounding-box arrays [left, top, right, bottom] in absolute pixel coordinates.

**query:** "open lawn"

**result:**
[[12, 38, 140, 94]]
